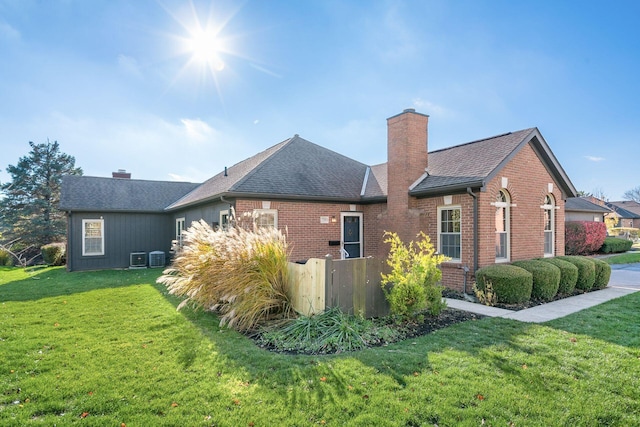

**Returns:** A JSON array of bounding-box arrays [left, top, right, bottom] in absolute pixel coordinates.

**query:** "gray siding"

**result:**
[[68, 212, 173, 271], [171, 201, 233, 235], [565, 211, 604, 222]]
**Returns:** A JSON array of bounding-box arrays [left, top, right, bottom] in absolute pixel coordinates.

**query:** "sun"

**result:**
[[185, 27, 225, 72]]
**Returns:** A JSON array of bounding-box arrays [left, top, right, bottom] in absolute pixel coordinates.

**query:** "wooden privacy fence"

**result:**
[[287, 256, 390, 318]]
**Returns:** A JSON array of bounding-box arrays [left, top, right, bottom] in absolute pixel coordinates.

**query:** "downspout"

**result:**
[[466, 186, 478, 274]]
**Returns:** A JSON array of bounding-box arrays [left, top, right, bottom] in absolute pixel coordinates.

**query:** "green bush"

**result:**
[[381, 231, 448, 319], [511, 260, 560, 301], [258, 307, 399, 354], [556, 256, 596, 291], [41, 242, 66, 266], [0, 249, 13, 266], [475, 264, 532, 304], [592, 258, 611, 289], [600, 237, 633, 254], [538, 257, 578, 295]]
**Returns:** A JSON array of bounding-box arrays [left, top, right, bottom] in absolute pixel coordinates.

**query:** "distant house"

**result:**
[[60, 109, 577, 290], [605, 200, 640, 228], [565, 197, 611, 223]]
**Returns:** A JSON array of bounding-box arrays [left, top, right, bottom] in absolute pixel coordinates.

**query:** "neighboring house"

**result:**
[[565, 197, 612, 222], [605, 200, 640, 228], [60, 109, 577, 290]]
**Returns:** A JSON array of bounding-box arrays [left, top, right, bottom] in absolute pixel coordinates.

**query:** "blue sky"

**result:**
[[1, 0, 638, 200]]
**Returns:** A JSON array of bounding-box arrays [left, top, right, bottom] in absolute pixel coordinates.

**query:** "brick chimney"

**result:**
[[386, 108, 429, 242], [112, 169, 131, 179]]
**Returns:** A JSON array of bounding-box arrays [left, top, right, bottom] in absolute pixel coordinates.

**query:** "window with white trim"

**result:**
[[219, 210, 230, 231], [438, 206, 461, 261], [176, 217, 186, 247], [82, 219, 104, 256], [542, 195, 555, 256], [253, 209, 277, 230], [495, 190, 510, 261]]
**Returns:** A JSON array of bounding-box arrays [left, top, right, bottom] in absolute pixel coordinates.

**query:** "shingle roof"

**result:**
[[409, 128, 576, 197], [361, 163, 387, 199], [607, 200, 640, 217], [565, 197, 612, 213], [59, 175, 199, 212], [167, 135, 369, 210], [606, 201, 640, 219]]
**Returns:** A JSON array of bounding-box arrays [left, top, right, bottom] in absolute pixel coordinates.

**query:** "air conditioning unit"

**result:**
[[130, 252, 147, 269], [149, 251, 165, 268]]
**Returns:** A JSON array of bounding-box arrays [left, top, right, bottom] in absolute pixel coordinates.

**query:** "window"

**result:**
[[438, 206, 461, 261], [253, 209, 277, 229], [495, 190, 510, 261], [82, 219, 104, 256], [176, 217, 186, 247], [542, 195, 555, 256], [219, 210, 230, 231]]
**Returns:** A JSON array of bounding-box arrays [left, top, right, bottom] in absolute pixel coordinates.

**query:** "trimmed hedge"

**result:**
[[511, 260, 561, 301], [538, 257, 578, 295], [592, 258, 611, 289], [600, 237, 633, 254], [475, 264, 533, 304], [41, 242, 66, 266], [556, 256, 595, 291]]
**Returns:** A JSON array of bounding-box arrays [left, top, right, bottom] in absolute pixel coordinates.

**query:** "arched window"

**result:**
[[542, 194, 555, 256], [495, 190, 510, 261]]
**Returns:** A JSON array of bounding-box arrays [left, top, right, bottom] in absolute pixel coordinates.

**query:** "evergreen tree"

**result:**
[[0, 140, 82, 249]]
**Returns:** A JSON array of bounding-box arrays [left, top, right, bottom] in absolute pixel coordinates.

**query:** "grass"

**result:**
[[604, 251, 640, 264], [1, 266, 639, 426]]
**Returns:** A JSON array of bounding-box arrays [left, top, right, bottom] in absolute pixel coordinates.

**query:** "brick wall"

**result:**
[[235, 199, 368, 261]]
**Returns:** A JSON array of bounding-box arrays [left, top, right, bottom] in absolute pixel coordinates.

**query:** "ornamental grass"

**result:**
[[157, 220, 293, 331]]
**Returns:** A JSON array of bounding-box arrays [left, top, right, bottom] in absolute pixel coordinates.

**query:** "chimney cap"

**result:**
[[403, 108, 416, 113]]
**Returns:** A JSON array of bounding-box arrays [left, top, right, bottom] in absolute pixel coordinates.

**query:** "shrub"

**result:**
[[473, 281, 497, 306], [381, 231, 448, 319], [475, 265, 532, 304], [592, 258, 611, 289], [158, 220, 293, 332], [600, 237, 633, 254], [556, 256, 596, 291], [565, 221, 607, 255], [41, 242, 66, 266], [258, 307, 399, 354], [511, 260, 560, 301], [0, 249, 13, 266], [538, 258, 578, 295]]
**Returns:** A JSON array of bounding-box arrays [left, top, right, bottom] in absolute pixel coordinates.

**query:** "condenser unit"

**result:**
[[149, 251, 165, 268], [129, 252, 147, 268]]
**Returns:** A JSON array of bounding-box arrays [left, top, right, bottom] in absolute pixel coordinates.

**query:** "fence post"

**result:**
[[324, 254, 333, 310]]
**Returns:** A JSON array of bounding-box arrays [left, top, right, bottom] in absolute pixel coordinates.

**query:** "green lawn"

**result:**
[[1, 267, 639, 426], [604, 252, 640, 264]]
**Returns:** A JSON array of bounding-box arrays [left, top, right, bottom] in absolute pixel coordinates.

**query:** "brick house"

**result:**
[[60, 109, 577, 290]]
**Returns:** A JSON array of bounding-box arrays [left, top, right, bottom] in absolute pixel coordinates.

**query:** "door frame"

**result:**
[[340, 212, 363, 259]]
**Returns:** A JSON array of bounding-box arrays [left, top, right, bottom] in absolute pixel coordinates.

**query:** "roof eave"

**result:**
[[410, 180, 485, 198]]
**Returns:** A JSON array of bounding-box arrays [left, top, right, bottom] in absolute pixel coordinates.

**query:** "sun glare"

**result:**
[[186, 28, 225, 71]]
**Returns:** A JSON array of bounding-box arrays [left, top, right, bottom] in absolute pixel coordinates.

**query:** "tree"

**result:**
[[623, 186, 640, 203], [0, 140, 82, 250]]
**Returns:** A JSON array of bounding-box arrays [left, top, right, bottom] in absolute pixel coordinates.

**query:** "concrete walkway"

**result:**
[[445, 266, 639, 323]]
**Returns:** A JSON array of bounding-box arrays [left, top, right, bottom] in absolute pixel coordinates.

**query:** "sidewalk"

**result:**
[[446, 283, 638, 323]]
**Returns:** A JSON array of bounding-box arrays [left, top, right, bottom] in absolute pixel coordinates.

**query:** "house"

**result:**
[[605, 200, 640, 229], [60, 109, 577, 291], [565, 197, 611, 223]]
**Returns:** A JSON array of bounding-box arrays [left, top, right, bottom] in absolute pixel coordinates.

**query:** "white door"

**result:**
[[341, 212, 363, 259]]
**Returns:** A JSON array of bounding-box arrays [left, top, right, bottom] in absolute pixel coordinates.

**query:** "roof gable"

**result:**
[[59, 176, 199, 212], [409, 128, 577, 198], [606, 201, 640, 219]]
